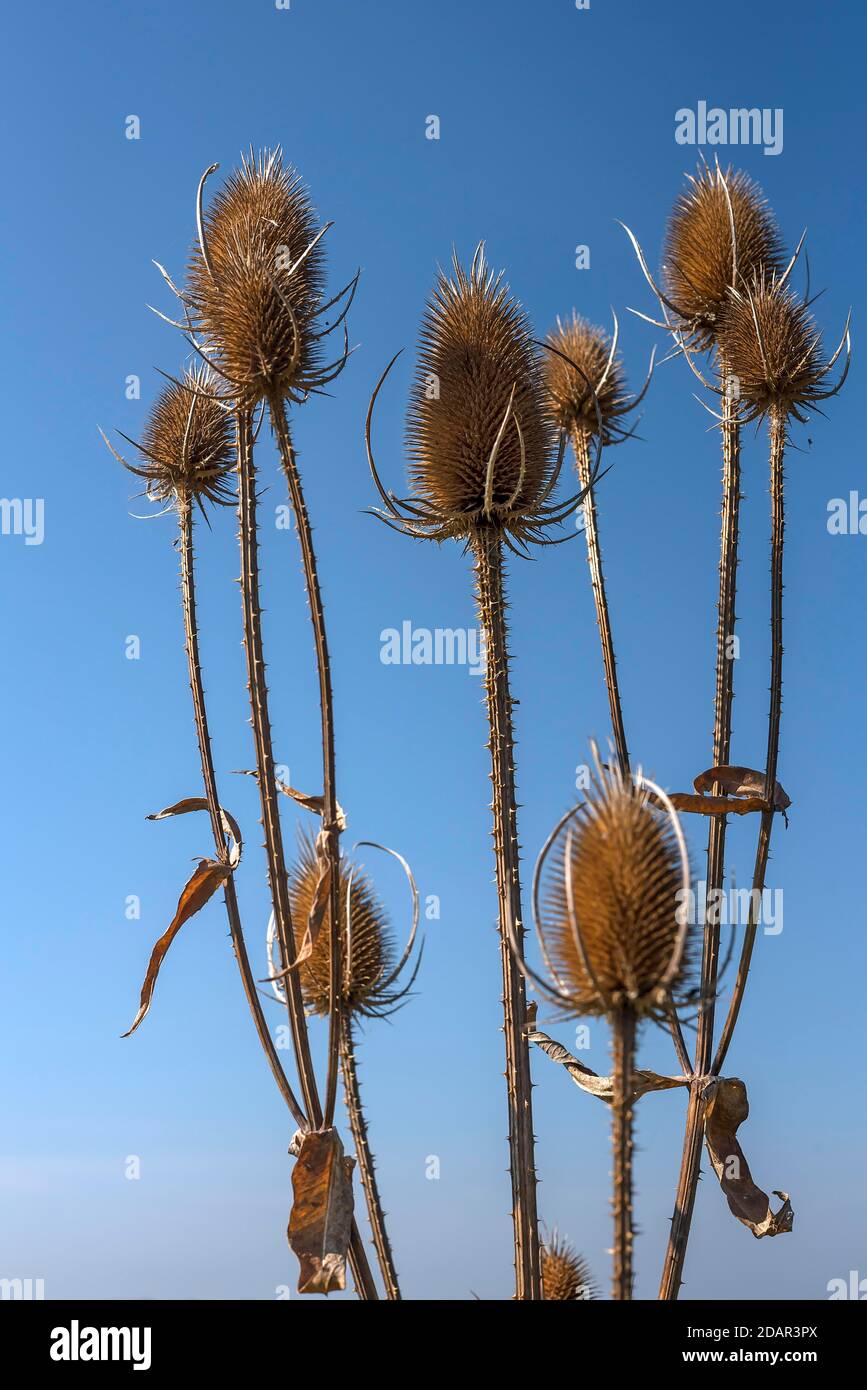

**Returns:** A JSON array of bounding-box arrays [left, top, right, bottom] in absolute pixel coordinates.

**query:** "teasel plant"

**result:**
[[623, 165, 850, 1296], [708, 274, 850, 1079], [621, 163, 789, 1298], [152, 148, 376, 1297], [100, 367, 312, 1121], [543, 313, 655, 775], [265, 832, 422, 1299], [540, 1230, 598, 1301], [365, 245, 598, 1299], [512, 751, 691, 1298]]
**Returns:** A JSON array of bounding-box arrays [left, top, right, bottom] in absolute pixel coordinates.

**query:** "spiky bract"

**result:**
[[541, 1233, 597, 1300], [719, 274, 841, 422], [540, 762, 689, 1016], [186, 149, 329, 406], [544, 313, 632, 443], [664, 166, 783, 350], [404, 247, 557, 542], [289, 833, 400, 1020], [133, 366, 234, 506]]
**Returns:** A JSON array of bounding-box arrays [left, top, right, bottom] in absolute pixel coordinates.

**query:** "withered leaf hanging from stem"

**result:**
[[287, 1128, 356, 1294], [122, 858, 232, 1037], [667, 766, 791, 824], [234, 770, 347, 830], [122, 796, 244, 1036], [527, 1028, 688, 1104], [702, 1077, 794, 1238]]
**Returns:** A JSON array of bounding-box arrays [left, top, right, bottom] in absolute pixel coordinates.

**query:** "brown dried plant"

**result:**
[[708, 278, 849, 1080], [526, 755, 690, 1299], [285, 833, 421, 1300], [661, 165, 784, 350], [157, 151, 377, 1298], [544, 313, 653, 774], [101, 369, 308, 1123], [365, 245, 591, 1299], [624, 169, 850, 1298], [541, 1232, 598, 1301], [622, 165, 788, 1300]]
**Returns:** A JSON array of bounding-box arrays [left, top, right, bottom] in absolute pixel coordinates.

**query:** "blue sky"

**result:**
[[1, 0, 864, 1300]]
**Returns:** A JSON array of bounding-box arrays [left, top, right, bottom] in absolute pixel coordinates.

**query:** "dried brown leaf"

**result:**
[[147, 796, 243, 867], [234, 771, 347, 830], [276, 780, 347, 832], [122, 859, 231, 1037], [693, 765, 791, 812], [527, 1028, 688, 1104], [287, 1128, 356, 1294], [669, 792, 768, 817], [703, 1077, 794, 1238]]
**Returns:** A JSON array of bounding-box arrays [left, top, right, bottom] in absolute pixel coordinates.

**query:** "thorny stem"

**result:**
[[611, 1007, 636, 1300], [473, 528, 542, 1301], [573, 428, 629, 776], [339, 1010, 402, 1300], [235, 407, 377, 1301], [178, 497, 306, 1128], [268, 395, 343, 1132], [712, 406, 786, 1075], [658, 371, 741, 1301]]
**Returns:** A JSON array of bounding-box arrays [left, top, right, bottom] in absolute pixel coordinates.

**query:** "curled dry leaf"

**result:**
[[667, 767, 791, 824], [234, 770, 347, 831], [122, 858, 231, 1037], [287, 1128, 356, 1294], [702, 1076, 794, 1238], [527, 1028, 688, 1104], [668, 792, 768, 818], [693, 766, 791, 813], [146, 796, 243, 867], [122, 796, 246, 1036]]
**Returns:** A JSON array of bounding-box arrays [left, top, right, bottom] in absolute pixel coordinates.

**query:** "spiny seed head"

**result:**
[[186, 149, 326, 406], [138, 366, 234, 506], [289, 832, 397, 1019], [664, 165, 783, 349], [406, 246, 557, 540], [544, 313, 630, 441], [541, 1233, 597, 1301], [719, 274, 833, 419], [540, 762, 689, 1017]]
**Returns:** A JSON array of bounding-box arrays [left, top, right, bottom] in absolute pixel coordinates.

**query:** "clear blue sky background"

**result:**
[[2, 0, 864, 1301]]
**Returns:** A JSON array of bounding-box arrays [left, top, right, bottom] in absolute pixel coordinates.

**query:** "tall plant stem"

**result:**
[[658, 375, 741, 1300], [178, 496, 306, 1128], [338, 1010, 401, 1300], [269, 393, 400, 1297], [268, 394, 343, 1131], [472, 527, 542, 1301], [573, 428, 629, 776], [611, 1007, 636, 1300], [236, 407, 377, 1301], [712, 406, 786, 1075]]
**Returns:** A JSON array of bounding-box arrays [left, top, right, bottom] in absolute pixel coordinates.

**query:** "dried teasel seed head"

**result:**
[[406, 246, 556, 540], [541, 1232, 597, 1300], [718, 273, 835, 420], [544, 313, 630, 442], [186, 149, 327, 405], [137, 366, 234, 507], [663, 165, 783, 350], [540, 761, 690, 1017], [289, 832, 397, 1019]]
